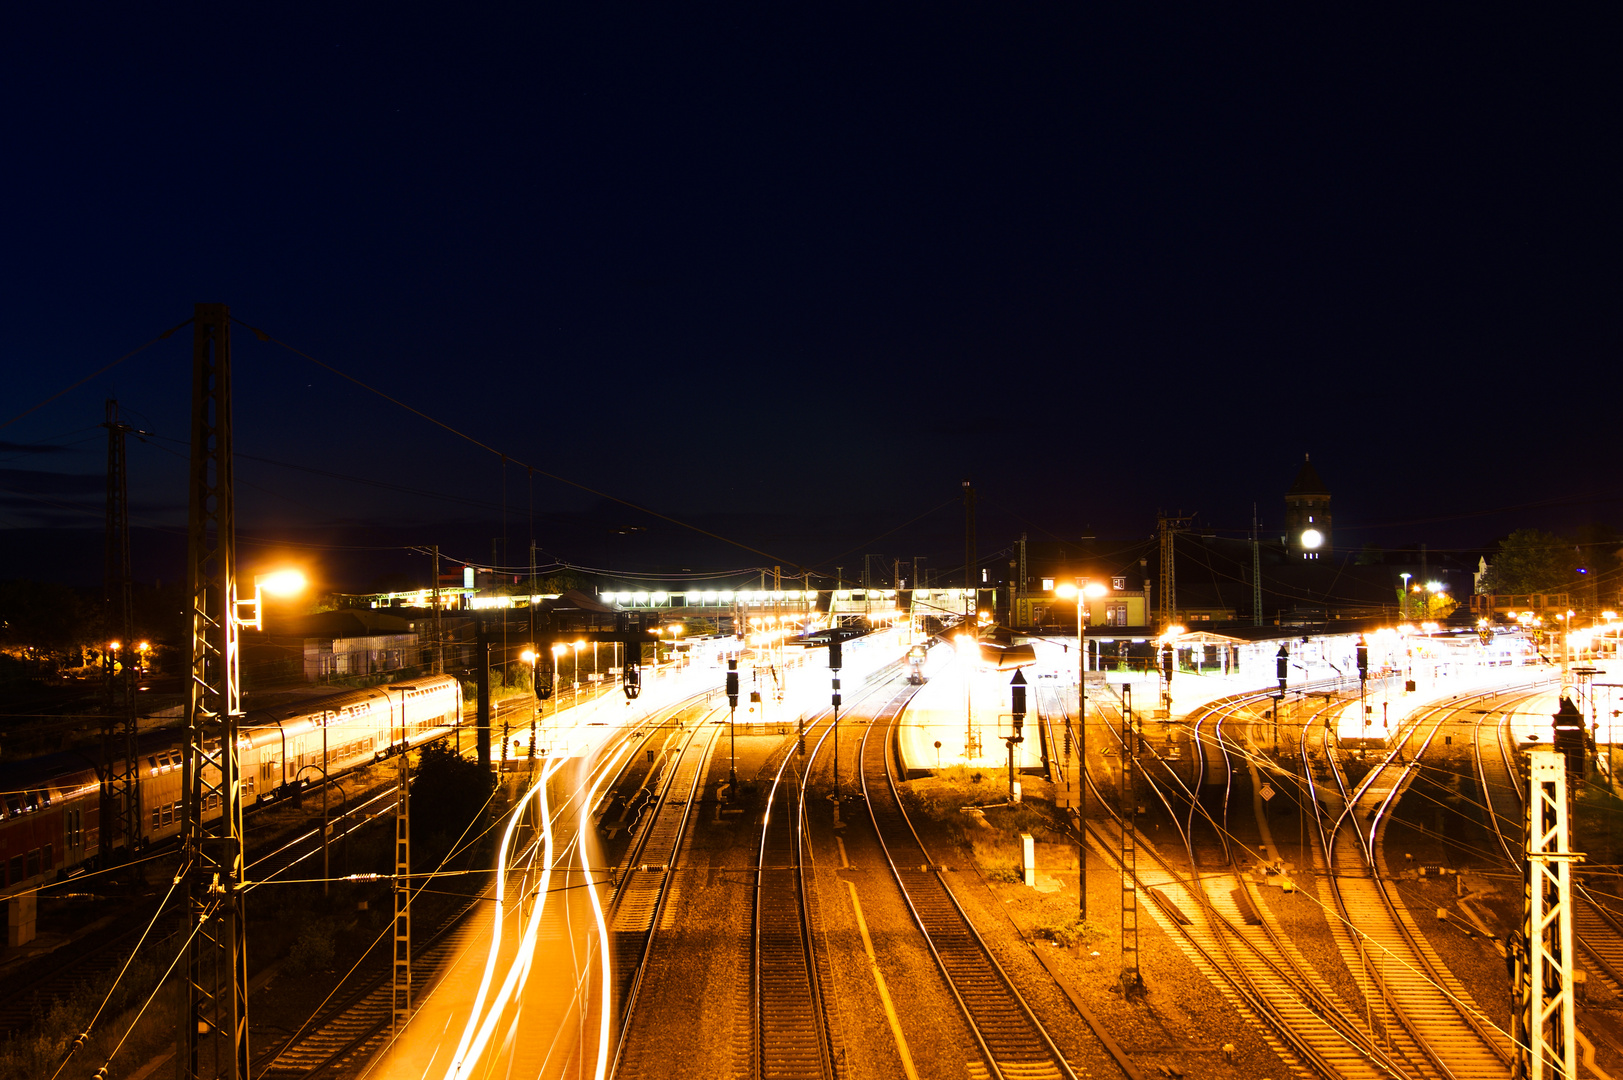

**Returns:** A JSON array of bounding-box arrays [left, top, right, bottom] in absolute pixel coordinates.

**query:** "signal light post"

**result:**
[[1007, 670, 1027, 800], [726, 658, 739, 791], [829, 640, 843, 803], [1275, 643, 1289, 754], [1054, 579, 1105, 921]]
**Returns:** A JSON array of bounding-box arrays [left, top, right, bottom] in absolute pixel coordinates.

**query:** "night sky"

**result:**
[[3, 7, 1618, 588]]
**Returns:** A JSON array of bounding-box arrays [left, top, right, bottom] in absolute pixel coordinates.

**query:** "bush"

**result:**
[[283, 915, 341, 977], [1034, 915, 1108, 949]]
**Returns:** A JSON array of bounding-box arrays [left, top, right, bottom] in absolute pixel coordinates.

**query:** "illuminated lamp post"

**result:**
[[572, 640, 585, 704], [668, 623, 684, 668], [1399, 572, 1411, 621], [236, 570, 309, 875], [1053, 579, 1107, 920], [551, 644, 568, 715]]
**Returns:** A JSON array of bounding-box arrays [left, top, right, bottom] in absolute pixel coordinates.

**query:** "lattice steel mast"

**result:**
[[1156, 514, 1192, 632], [101, 400, 141, 865], [1514, 746, 1578, 1080], [180, 303, 250, 1080]]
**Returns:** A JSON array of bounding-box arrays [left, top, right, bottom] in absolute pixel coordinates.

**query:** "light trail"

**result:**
[[445, 757, 562, 1080]]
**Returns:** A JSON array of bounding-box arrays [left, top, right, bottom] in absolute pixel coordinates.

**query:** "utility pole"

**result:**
[[1015, 533, 1028, 625], [476, 615, 492, 769], [1251, 505, 1263, 627], [432, 545, 443, 675], [180, 303, 250, 1080], [963, 480, 977, 627], [101, 400, 140, 867]]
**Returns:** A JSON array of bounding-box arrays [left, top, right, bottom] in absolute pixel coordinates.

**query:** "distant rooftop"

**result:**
[[1287, 454, 1329, 497]]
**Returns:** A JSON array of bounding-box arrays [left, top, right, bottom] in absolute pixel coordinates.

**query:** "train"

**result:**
[[0, 673, 464, 901]]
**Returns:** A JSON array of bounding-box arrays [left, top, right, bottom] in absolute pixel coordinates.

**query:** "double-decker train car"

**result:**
[[0, 674, 464, 899], [0, 749, 101, 901]]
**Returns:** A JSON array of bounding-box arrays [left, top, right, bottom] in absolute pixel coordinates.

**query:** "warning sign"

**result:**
[[1259, 783, 1275, 801]]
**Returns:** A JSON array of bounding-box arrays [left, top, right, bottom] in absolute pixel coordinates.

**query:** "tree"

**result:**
[[410, 739, 496, 865], [1400, 589, 1459, 622], [1478, 529, 1576, 595], [0, 579, 100, 667]]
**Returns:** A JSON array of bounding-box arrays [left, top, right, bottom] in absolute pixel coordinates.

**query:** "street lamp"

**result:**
[[1399, 572, 1411, 621], [571, 641, 585, 704], [1054, 579, 1107, 921], [234, 569, 307, 631], [550, 644, 568, 714]]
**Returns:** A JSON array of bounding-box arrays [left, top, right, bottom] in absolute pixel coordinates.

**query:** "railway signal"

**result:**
[[829, 639, 843, 804], [1006, 670, 1027, 800], [726, 659, 740, 790], [1553, 696, 1586, 781]]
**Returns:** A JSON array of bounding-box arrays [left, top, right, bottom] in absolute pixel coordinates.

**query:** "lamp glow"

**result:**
[[259, 569, 307, 596]]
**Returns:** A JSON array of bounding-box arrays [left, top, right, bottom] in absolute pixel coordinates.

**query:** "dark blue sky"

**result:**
[[2, 6, 1618, 586]]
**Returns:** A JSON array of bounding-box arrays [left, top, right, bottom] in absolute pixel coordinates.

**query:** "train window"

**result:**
[[6, 855, 20, 884], [149, 756, 159, 775], [152, 806, 161, 829], [160, 803, 173, 827], [26, 849, 40, 879], [24, 792, 39, 812], [42, 844, 51, 872], [3, 796, 16, 817]]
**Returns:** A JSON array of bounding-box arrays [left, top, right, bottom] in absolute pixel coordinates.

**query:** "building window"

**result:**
[[1112, 576, 1126, 590]]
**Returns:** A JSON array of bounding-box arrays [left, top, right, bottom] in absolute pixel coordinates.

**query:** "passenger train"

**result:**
[[0, 674, 464, 901]]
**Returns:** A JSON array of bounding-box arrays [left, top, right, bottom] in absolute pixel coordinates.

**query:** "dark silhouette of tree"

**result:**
[[410, 739, 496, 865], [1478, 530, 1576, 594]]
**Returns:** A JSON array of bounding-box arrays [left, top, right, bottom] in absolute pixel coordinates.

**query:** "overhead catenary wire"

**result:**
[[234, 316, 818, 574], [48, 866, 188, 1080], [0, 317, 192, 433]]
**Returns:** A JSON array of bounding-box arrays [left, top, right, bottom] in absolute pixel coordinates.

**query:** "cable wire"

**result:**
[[1, 318, 192, 432]]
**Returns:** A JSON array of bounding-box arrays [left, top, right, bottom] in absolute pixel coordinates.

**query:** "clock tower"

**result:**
[[1285, 455, 1331, 560]]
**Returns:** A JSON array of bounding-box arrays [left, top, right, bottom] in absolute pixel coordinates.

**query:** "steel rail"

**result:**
[[859, 680, 1079, 1080], [1315, 682, 1547, 1079], [1079, 685, 1408, 1080]]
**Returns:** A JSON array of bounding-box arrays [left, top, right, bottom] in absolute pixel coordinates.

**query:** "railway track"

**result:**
[[0, 760, 410, 1041], [1063, 684, 1408, 1080], [259, 692, 705, 1079], [606, 716, 722, 1078], [1313, 690, 1524, 1079], [609, 645, 914, 1080], [256, 891, 487, 1079], [751, 704, 841, 1080], [1472, 690, 1623, 997], [861, 679, 1077, 1080]]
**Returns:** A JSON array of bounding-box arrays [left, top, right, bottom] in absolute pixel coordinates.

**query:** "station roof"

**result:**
[[277, 609, 416, 638]]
